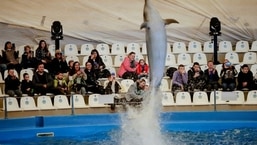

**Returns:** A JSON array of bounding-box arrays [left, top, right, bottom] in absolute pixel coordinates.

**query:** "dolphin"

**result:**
[[140, 0, 178, 88]]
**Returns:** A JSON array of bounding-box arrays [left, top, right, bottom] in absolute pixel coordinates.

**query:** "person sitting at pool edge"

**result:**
[[125, 78, 148, 103]]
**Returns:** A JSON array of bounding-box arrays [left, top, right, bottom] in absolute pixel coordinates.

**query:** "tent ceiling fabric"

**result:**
[[0, 0, 257, 47]]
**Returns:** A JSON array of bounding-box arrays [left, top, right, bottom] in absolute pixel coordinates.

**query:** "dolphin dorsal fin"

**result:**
[[140, 22, 148, 29], [164, 19, 179, 25]]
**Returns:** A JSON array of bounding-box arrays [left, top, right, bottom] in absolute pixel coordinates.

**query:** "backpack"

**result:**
[[166, 67, 177, 79]]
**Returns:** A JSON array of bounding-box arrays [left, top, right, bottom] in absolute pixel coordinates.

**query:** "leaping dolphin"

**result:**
[[140, 0, 178, 88]]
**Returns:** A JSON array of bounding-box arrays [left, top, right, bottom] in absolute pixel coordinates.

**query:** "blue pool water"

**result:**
[[0, 111, 257, 145]]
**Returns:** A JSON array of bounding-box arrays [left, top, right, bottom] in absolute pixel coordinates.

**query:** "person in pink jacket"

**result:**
[[118, 51, 138, 81]]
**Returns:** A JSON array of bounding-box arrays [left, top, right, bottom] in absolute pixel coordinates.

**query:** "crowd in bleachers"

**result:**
[[1, 39, 257, 111]]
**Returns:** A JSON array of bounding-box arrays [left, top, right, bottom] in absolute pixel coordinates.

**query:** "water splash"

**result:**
[[120, 87, 167, 145]]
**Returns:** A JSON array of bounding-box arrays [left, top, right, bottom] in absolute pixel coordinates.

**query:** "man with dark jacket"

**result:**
[[32, 63, 53, 95]]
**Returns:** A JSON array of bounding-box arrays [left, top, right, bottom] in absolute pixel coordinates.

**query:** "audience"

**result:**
[[53, 72, 69, 95], [4, 68, 22, 97], [84, 61, 104, 94], [204, 60, 220, 91], [118, 51, 138, 81], [237, 64, 253, 90], [104, 73, 122, 94], [32, 63, 53, 95], [68, 61, 87, 95], [50, 49, 68, 76], [125, 78, 148, 102], [172, 64, 188, 94], [136, 59, 149, 79], [21, 45, 36, 69], [2, 41, 21, 73], [220, 59, 237, 91], [35, 40, 52, 71], [187, 62, 206, 92], [21, 73, 34, 96]]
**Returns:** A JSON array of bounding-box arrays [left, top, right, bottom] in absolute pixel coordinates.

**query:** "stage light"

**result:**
[[51, 21, 63, 40], [209, 17, 221, 36]]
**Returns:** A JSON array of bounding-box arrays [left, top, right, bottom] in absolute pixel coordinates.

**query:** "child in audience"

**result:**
[[21, 73, 34, 96], [53, 72, 69, 95], [136, 59, 149, 79], [5, 68, 22, 97]]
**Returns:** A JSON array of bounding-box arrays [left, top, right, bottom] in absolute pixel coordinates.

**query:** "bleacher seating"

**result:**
[[175, 92, 192, 105], [162, 92, 175, 106], [114, 54, 126, 67], [225, 52, 240, 64], [20, 96, 39, 110], [192, 91, 210, 105], [20, 69, 34, 81], [70, 94, 89, 108], [177, 53, 192, 66], [245, 90, 257, 104], [111, 43, 125, 55], [172, 42, 186, 54], [80, 44, 94, 56], [88, 94, 108, 107], [227, 91, 245, 105], [219, 41, 233, 53], [96, 43, 110, 55], [250, 40, 257, 51], [48, 44, 57, 57], [242, 52, 256, 64], [101, 55, 113, 66], [2, 97, 21, 111], [120, 79, 134, 93], [165, 53, 176, 66], [209, 91, 227, 104], [188, 41, 202, 53], [193, 52, 207, 65], [54, 95, 71, 109], [64, 44, 78, 56], [203, 41, 214, 53], [37, 95, 56, 110], [235, 40, 249, 52], [126, 43, 141, 54], [66, 55, 80, 64]]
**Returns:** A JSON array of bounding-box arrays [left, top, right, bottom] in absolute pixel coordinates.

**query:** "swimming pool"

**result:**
[[0, 111, 257, 144]]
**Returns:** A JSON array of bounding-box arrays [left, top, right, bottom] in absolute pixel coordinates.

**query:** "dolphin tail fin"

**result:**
[[164, 19, 179, 25]]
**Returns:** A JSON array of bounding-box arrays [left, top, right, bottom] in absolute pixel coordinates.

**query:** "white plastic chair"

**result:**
[[37, 95, 56, 110], [120, 79, 134, 93], [66, 55, 80, 64], [245, 90, 257, 104], [235, 40, 249, 52], [177, 53, 192, 66], [101, 55, 113, 67], [160, 78, 170, 92], [48, 44, 57, 57], [18, 45, 26, 58], [225, 52, 240, 64], [215, 64, 223, 77], [193, 52, 207, 65], [70, 94, 89, 108], [80, 44, 94, 56], [111, 42, 125, 55], [81, 55, 89, 66], [2, 97, 21, 111], [162, 92, 175, 106], [126, 43, 141, 54], [242, 52, 257, 64], [64, 44, 78, 56], [250, 41, 257, 52], [135, 53, 144, 62], [172, 42, 187, 54], [20, 96, 39, 110], [175, 92, 192, 105], [114, 54, 126, 67], [251, 64, 257, 76], [165, 53, 176, 66], [219, 41, 233, 53], [20, 69, 34, 81], [88, 94, 108, 107], [227, 91, 245, 105], [54, 95, 71, 109], [192, 91, 210, 105], [203, 41, 214, 53], [96, 43, 110, 55], [188, 41, 202, 53], [209, 91, 227, 104]]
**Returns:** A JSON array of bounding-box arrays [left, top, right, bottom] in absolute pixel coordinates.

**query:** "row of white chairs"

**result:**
[[2, 94, 118, 111], [3, 90, 257, 111], [17, 40, 257, 58], [162, 90, 257, 106]]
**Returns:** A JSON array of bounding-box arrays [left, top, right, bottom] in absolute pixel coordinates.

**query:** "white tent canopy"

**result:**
[[0, 0, 256, 48]]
